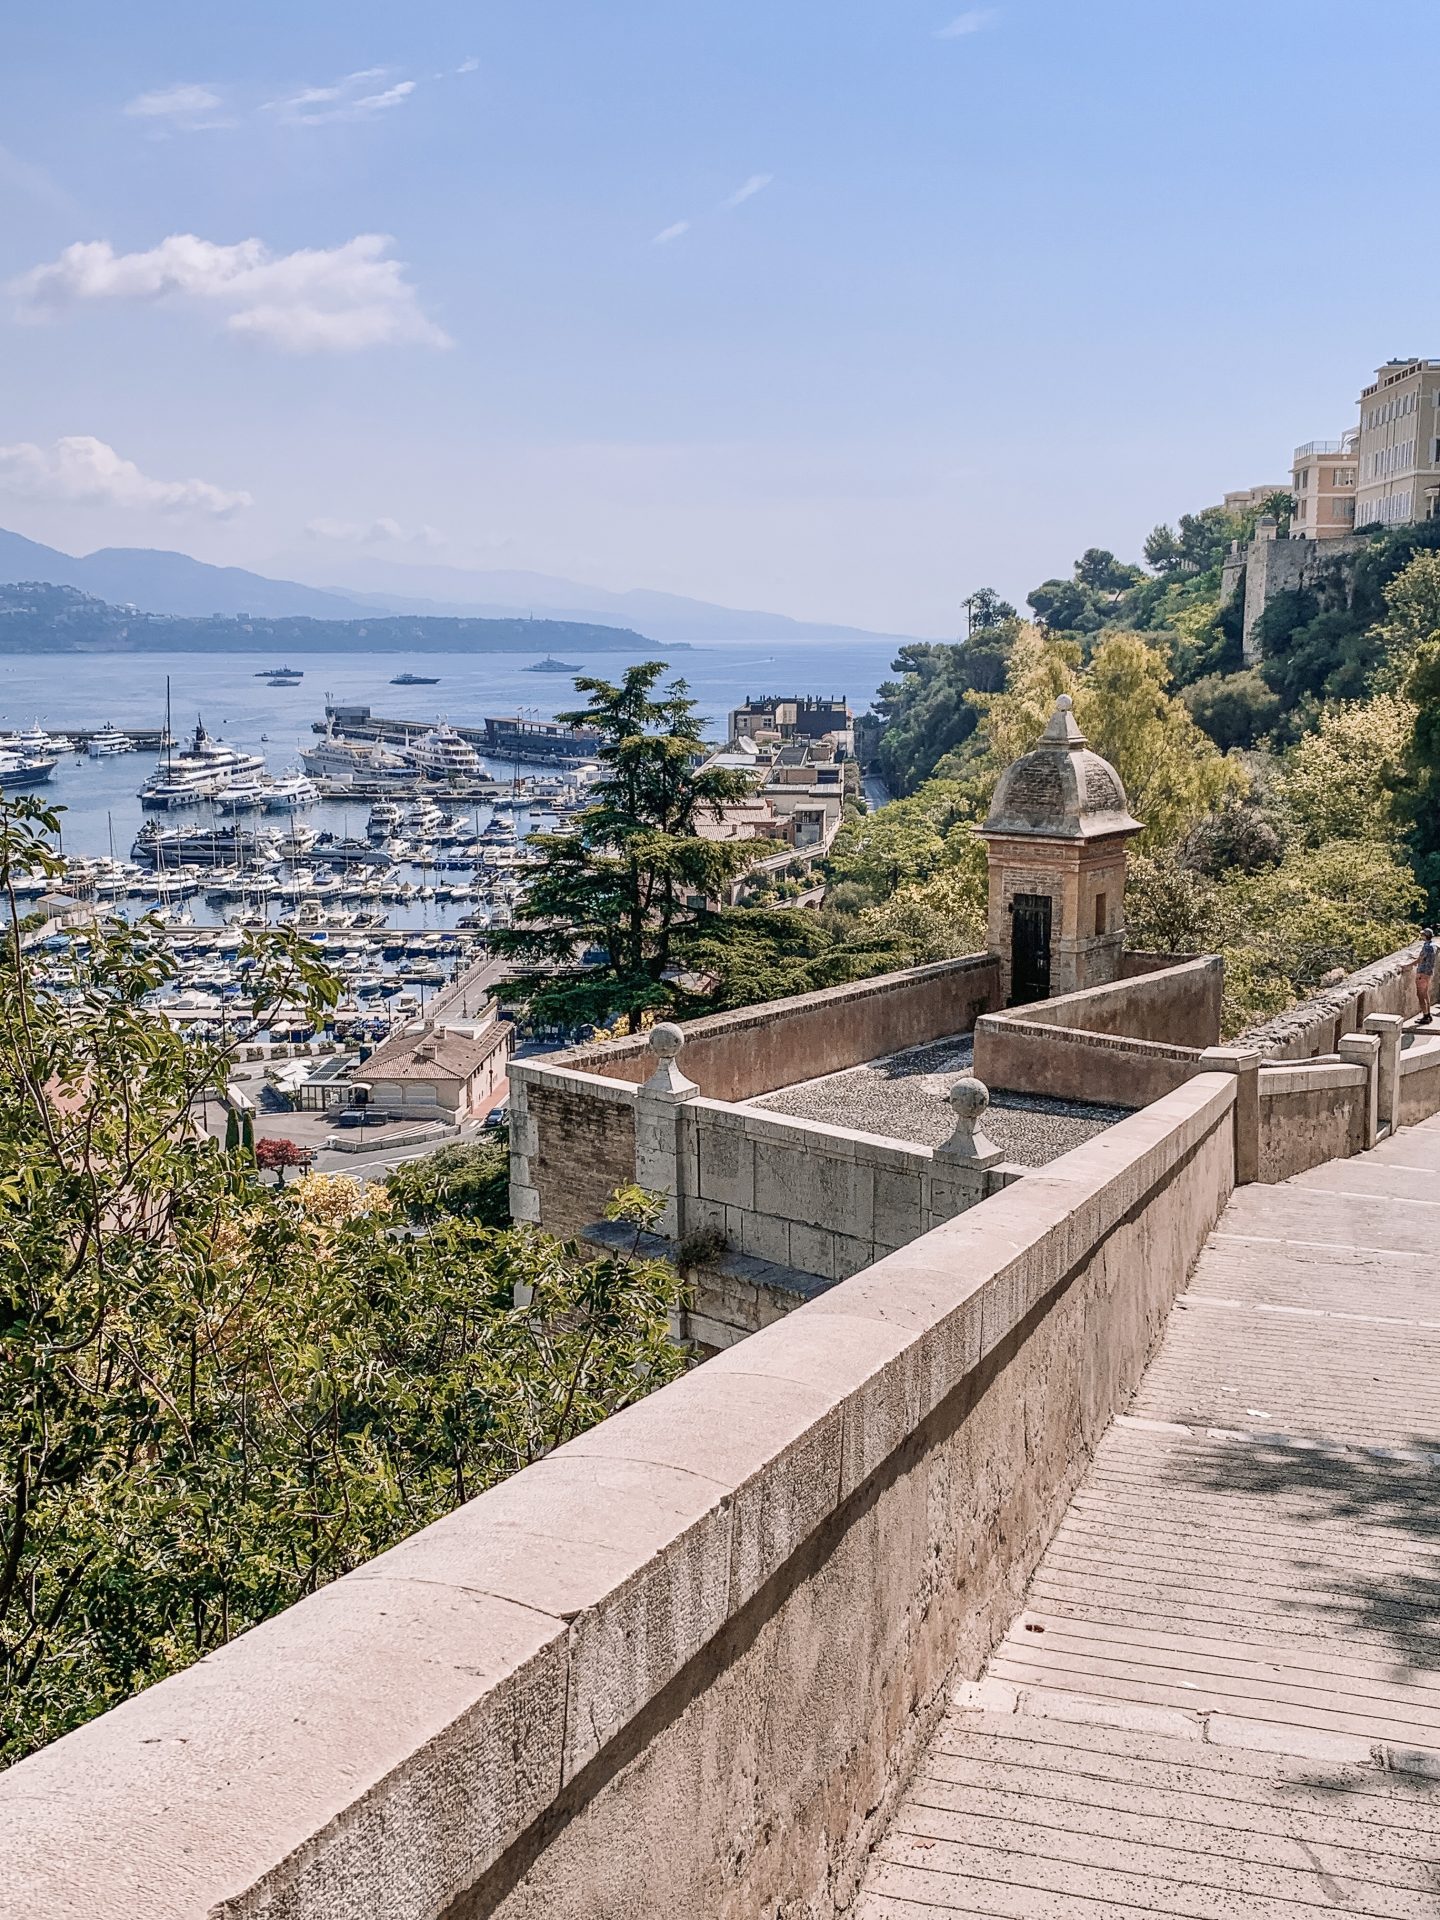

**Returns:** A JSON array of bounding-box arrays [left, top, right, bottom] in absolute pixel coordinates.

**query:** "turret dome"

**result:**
[[981, 695, 1141, 841]]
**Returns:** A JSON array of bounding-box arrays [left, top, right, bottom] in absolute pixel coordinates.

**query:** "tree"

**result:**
[[869, 632, 1014, 796], [965, 623, 1081, 768], [1183, 669, 1280, 751], [1027, 577, 1105, 634], [1375, 548, 1440, 686], [1274, 694, 1412, 848], [254, 1135, 309, 1184], [1143, 507, 1241, 577], [1078, 632, 1245, 846], [0, 793, 688, 1761], [223, 1105, 240, 1152], [386, 1138, 511, 1228], [963, 587, 1017, 631], [489, 663, 756, 1032], [1074, 548, 1144, 594]]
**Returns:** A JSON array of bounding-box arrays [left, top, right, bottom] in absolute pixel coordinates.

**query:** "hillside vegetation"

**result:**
[[842, 503, 1440, 1034]]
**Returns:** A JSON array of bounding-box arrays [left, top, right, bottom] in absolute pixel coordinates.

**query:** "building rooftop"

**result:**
[[359, 1018, 508, 1083], [979, 695, 1141, 842]]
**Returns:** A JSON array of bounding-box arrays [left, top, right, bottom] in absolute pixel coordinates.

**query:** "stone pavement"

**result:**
[[857, 1114, 1440, 1915]]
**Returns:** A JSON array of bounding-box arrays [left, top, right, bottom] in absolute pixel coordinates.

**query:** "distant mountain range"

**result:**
[[0, 526, 917, 648], [0, 581, 653, 657]]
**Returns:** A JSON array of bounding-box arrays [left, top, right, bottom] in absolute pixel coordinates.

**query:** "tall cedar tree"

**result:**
[[489, 663, 756, 1031]]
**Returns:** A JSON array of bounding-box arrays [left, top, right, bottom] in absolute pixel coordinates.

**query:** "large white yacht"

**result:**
[[265, 771, 319, 812], [300, 727, 416, 789], [87, 722, 134, 758], [407, 723, 482, 779], [0, 721, 75, 757], [0, 750, 57, 788], [138, 719, 267, 809]]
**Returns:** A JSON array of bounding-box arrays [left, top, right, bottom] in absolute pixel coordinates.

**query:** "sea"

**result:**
[[0, 635, 903, 928]]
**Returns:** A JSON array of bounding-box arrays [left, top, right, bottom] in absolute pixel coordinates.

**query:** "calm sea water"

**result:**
[[0, 635, 901, 876]]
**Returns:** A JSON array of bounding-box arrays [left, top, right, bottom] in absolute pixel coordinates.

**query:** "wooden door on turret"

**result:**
[[1010, 891, 1052, 1004]]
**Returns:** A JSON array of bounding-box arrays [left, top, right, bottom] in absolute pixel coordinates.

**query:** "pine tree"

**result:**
[[224, 1105, 240, 1152], [490, 662, 756, 1032]]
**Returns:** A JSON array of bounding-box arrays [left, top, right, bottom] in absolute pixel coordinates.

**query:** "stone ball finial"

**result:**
[[937, 1075, 1003, 1169], [1056, 693, 1073, 712], [949, 1076, 990, 1122], [649, 1022, 685, 1061]]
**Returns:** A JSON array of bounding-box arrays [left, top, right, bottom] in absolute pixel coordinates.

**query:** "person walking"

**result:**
[[1417, 928, 1437, 1025]]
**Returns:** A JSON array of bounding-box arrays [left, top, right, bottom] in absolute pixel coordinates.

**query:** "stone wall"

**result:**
[[508, 1065, 637, 1238], [1239, 944, 1419, 1061], [972, 955, 1223, 1106], [1397, 1032, 1440, 1125], [678, 1099, 1024, 1283], [546, 953, 1001, 1102], [1256, 1059, 1370, 1183], [0, 1074, 1239, 1920], [1235, 529, 1367, 663]]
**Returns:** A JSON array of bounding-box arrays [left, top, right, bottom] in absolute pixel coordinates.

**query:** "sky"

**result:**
[[2, 0, 1438, 638]]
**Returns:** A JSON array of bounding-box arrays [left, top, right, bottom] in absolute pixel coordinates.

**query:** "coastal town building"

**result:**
[[1221, 482, 1286, 515], [1290, 432, 1359, 538], [729, 693, 853, 755], [1354, 356, 1440, 529], [343, 960, 511, 1125]]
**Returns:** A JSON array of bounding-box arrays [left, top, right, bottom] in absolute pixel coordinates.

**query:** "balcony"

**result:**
[[1293, 432, 1359, 460]]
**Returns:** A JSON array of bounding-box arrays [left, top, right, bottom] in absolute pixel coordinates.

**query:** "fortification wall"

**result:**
[[548, 953, 1000, 1102], [0, 1075, 1238, 1920], [972, 955, 1222, 1105], [1239, 945, 1418, 1061]]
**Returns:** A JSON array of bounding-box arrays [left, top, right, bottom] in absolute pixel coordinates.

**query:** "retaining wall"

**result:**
[[1240, 945, 1418, 1061], [679, 1098, 1024, 1283], [546, 953, 1001, 1102], [0, 1073, 1239, 1920], [1256, 1060, 1369, 1183], [972, 955, 1223, 1105]]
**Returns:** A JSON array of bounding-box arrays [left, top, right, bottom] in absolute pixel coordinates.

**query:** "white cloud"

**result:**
[[123, 82, 228, 129], [0, 436, 251, 517], [306, 516, 444, 550], [12, 232, 451, 354], [265, 68, 417, 125], [454, 57, 479, 75], [652, 220, 691, 246], [721, 173, 773, 210], [935, 9, 998, 35]]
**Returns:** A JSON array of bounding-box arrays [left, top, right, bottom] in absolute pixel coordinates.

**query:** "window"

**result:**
[[1094, 892, 1107, 937]]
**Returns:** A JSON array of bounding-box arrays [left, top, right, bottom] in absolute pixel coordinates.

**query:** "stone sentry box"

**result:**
[[977, 694, 1143, 1006]]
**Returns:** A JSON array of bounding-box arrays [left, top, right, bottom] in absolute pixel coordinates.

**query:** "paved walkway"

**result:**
[[857, 1116, 1440, 1916]]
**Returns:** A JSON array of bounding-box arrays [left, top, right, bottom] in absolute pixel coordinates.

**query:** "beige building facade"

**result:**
[[1354, 357, 1440, 530], [1290, 433, 1359, 539]]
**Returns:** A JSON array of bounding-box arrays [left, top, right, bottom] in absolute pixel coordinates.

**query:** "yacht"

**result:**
[[0, 751, 58, 788], [407, 724, 482, 780], [300, 726, 415, 788], [265, 772, 318, 812], [214, 773, 273, 813], [0, 721, 75, 757], [139, 719, 266, 808], [87, 723, 134, 758]]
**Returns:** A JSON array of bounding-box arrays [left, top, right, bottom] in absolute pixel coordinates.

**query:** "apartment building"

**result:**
[[1354, 357, 1440, 529], [729, 695, 853, 753], [1290, 433, 1359, 540], [1222, 483, 1286, 515]]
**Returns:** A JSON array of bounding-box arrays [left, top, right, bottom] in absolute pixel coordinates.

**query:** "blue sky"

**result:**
[[3, 0, 1437, 635]]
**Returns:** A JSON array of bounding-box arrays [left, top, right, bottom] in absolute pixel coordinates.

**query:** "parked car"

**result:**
[[485, 1101, 510, 1129]]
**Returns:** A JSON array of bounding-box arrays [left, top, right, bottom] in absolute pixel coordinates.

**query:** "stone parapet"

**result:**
[[538, 952, 1000, 1102], [0, 1073, 1239, 1920]]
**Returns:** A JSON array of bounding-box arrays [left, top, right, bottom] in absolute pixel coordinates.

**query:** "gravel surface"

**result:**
[[750, 1033, 1132, 1166]]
